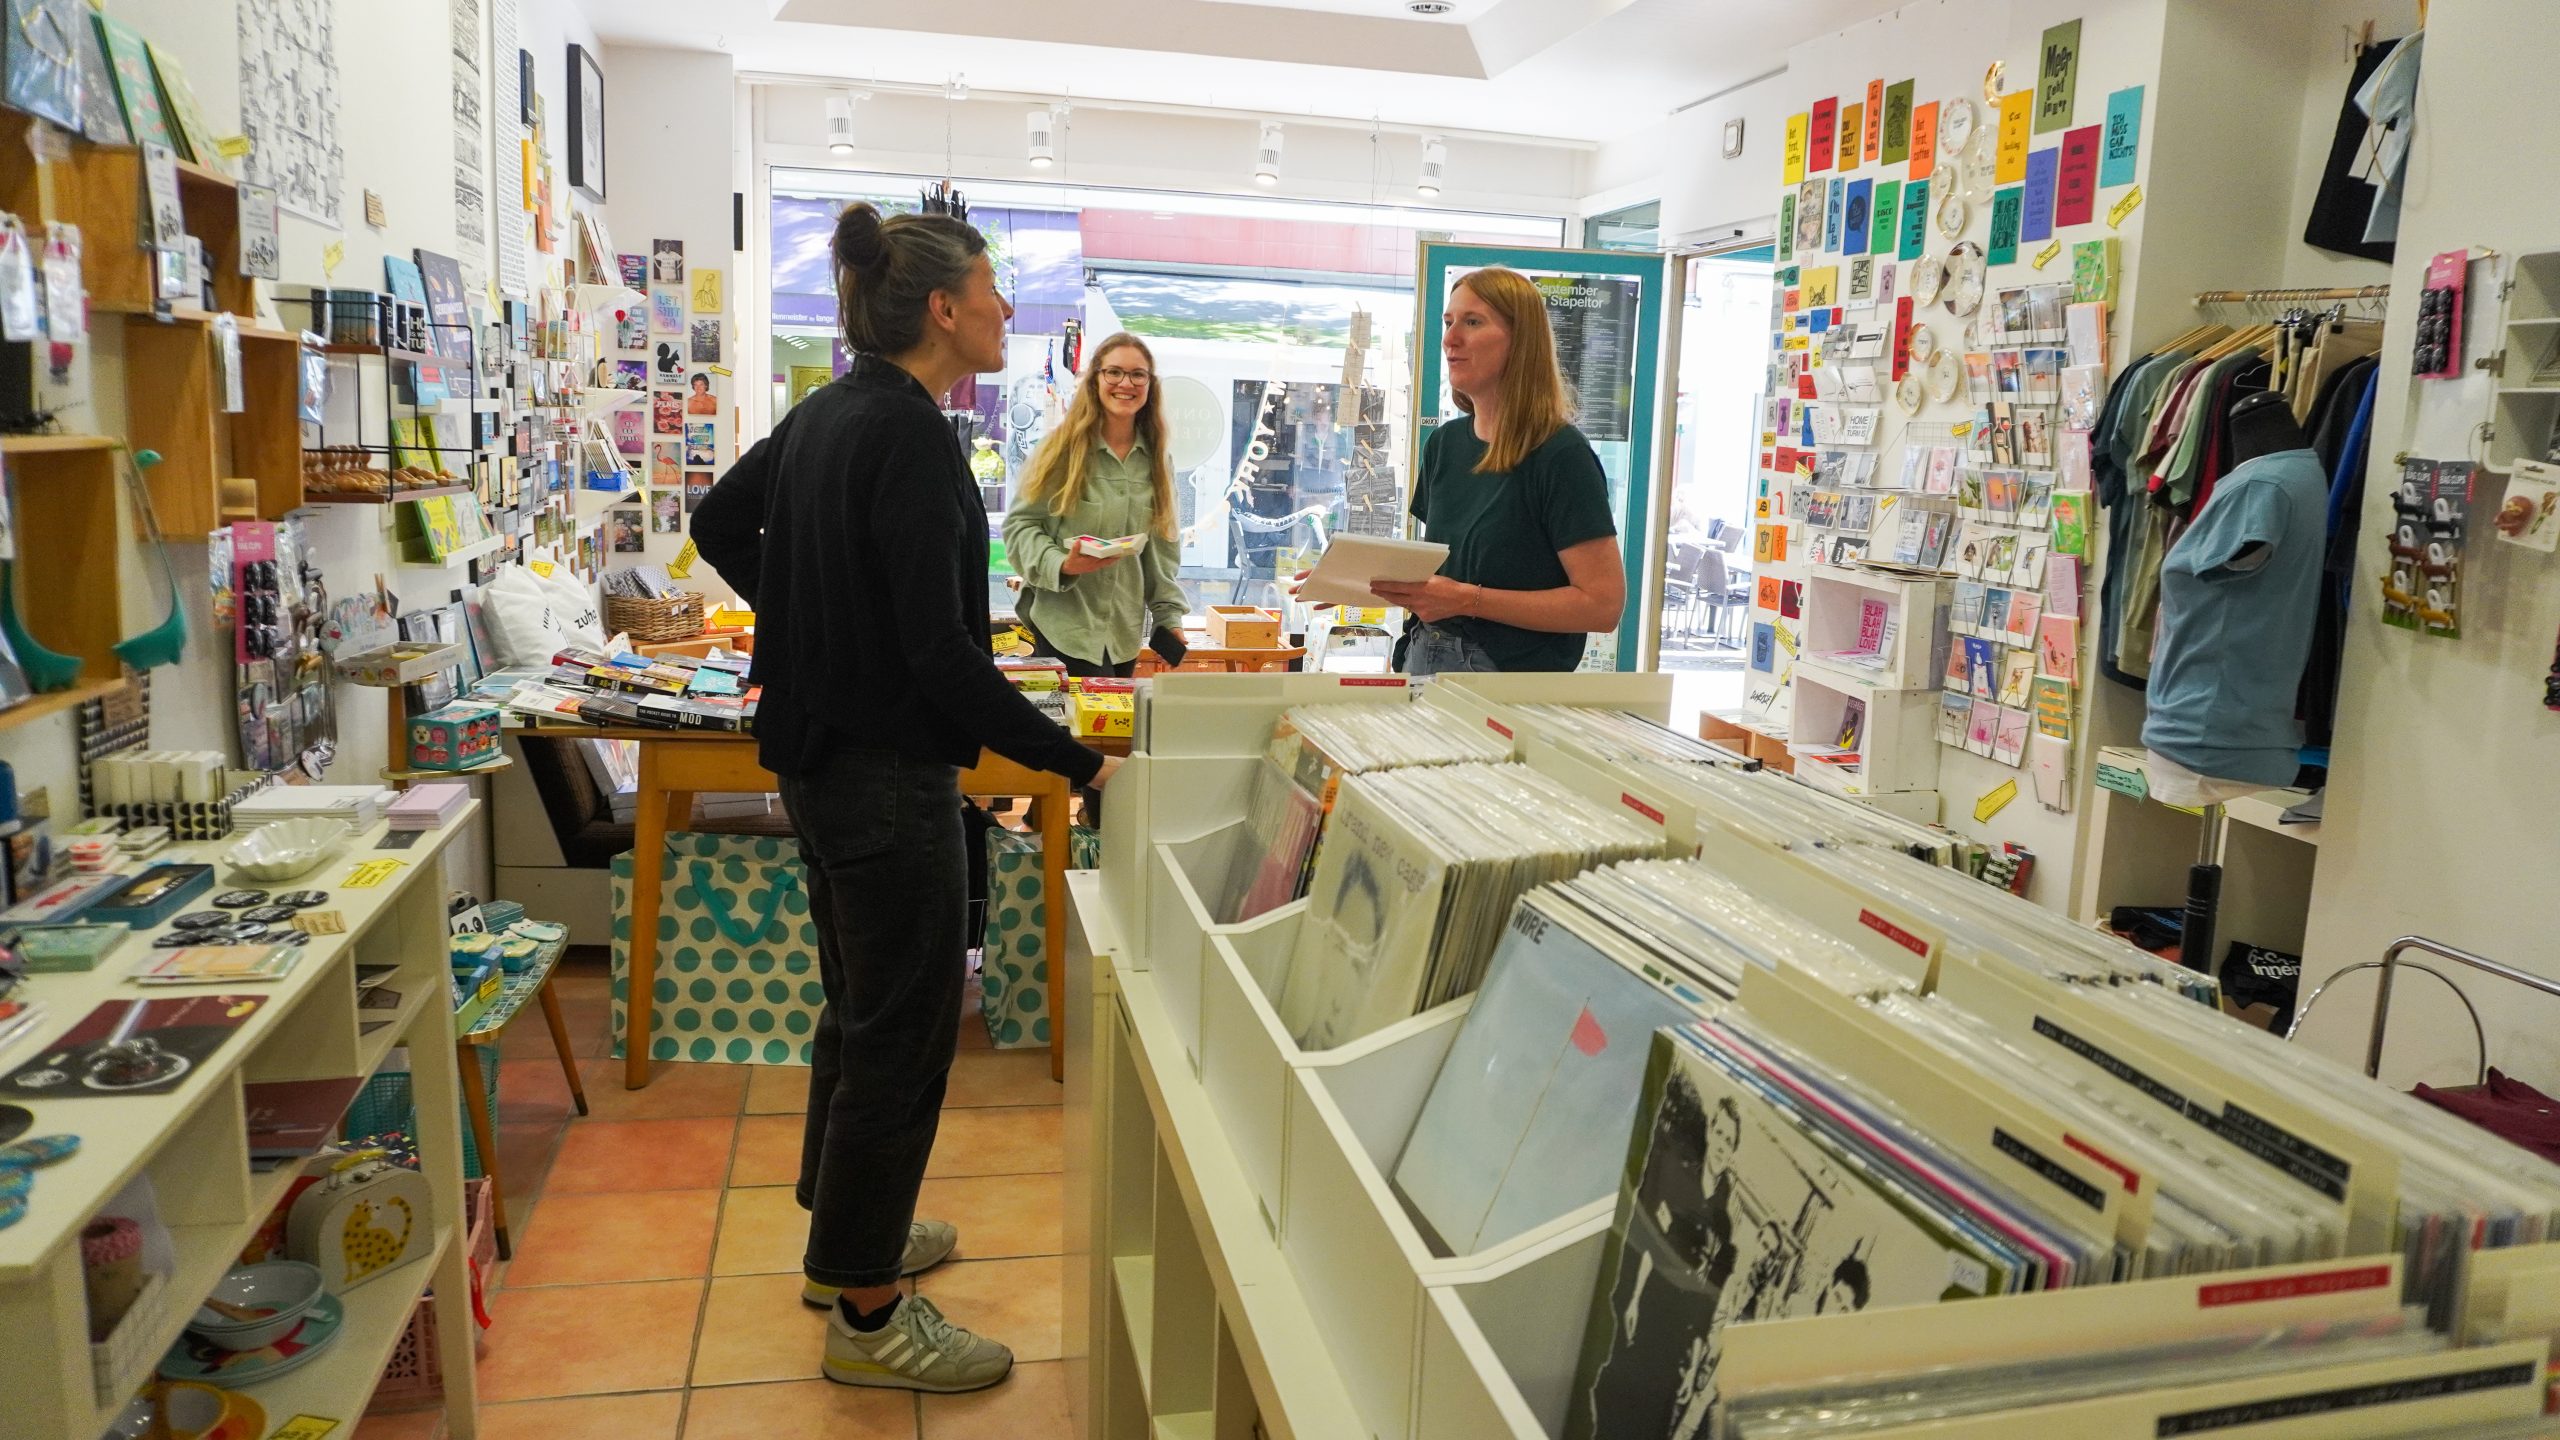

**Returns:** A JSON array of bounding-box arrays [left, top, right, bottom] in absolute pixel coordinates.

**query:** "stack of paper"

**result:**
[[1276, 763, 1675, 1049], [386, 782, 470, 831], [1501, 705, 1742, 766], [133, 944, 304, 985], [232, 785, 392, 833]]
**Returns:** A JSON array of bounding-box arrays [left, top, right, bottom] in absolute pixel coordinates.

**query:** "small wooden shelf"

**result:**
[[380, 754, 514, 785], [10, 441, 124, 686], [302, 483, 475, 507], [0, 433, 119, 454], [0, 677, 127, 736], [123, 313, 306, 538]]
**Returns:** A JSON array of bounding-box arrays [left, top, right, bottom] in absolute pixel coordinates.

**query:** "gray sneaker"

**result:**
[[822, 1294, 1014, 1393], [801, 1220, 959, 1307]]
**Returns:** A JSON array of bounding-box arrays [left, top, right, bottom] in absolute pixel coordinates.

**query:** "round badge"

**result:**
[[0, 1104, 27, 1146], [151, 932, 198, 949], [239, 905, 297, 925], [212, 890, 270, 910], [272, 891, 328, 910], [269, 930, 313, 947], [171, 911, 227, 930]]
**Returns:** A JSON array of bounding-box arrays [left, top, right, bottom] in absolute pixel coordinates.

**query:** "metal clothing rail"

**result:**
[[2286, 934, 2560, 1083], [2195, 284, 2392, 310]]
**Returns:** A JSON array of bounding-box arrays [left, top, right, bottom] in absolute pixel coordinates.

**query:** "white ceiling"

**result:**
[[574, 0, 1906, 144]]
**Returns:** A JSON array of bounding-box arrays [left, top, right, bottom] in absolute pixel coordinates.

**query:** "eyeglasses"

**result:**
[[1097, 366, 1152, 387]]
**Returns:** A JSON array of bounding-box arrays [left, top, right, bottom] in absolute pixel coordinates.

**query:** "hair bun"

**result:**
[[833, 202, 888, 272]]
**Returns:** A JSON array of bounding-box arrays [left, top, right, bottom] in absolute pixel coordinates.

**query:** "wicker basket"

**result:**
[[369, 1177, 498, 1411], [604, 591, 707, 644]]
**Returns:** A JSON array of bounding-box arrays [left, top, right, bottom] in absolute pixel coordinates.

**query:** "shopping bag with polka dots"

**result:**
[[610, 832, 824, 1066]]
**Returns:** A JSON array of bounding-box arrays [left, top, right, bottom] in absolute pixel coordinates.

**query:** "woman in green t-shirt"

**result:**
[[1372, 267, 1625, 675], [1003, 333, 1191, 677]]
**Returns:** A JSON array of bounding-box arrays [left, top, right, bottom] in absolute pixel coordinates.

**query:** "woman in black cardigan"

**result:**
[[693, 202, 1113, 1395]]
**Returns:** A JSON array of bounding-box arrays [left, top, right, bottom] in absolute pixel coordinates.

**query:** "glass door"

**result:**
[[1415, 243, 1669, 672], [1646, 243, 1777, 687]]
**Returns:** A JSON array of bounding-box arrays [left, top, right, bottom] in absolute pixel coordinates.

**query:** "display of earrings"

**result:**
[[2381, 457, 2473, 638]]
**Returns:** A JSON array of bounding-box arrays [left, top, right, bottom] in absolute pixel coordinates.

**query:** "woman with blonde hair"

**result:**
[[1371, 266, 1625, 674], [1003, 332, 1191, 677]]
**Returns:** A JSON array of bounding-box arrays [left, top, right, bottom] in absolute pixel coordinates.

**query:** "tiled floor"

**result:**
[[361, 955, 1073, 1440]]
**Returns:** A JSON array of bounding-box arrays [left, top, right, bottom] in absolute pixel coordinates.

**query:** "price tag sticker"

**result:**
[[270, 1418, 341, 1440], [342, 859, 405, 889]]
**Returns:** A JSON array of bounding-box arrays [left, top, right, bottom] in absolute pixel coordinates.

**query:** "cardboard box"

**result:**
[[1204, 605, 1283, 649], [1068, 690, 1135, 738]]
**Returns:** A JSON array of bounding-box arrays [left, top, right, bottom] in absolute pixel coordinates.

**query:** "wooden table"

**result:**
[[543, 726, 1077, 1088]]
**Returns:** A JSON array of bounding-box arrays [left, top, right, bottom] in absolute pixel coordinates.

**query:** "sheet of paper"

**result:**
[[2101, 85, 2144, 186], [2035, 19, 2081, 133], [1996, 90, 2033, 183], [1299, 533, 1450, 607], [2056, 124, 2100, 225], [2022, 148, 2058, 243]]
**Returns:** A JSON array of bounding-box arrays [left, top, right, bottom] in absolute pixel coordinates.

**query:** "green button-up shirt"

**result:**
[[1002, 436, 1186, 665]]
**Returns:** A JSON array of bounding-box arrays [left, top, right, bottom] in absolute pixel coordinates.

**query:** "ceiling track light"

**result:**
[[1417, 135, 1447, 197], [1255, 120, 1284, 187], [1027, 107, 1056, 169], [825, 92, 857, 156]]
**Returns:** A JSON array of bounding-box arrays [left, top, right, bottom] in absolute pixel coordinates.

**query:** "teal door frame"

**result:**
[[1412, 242, 1671, 672]]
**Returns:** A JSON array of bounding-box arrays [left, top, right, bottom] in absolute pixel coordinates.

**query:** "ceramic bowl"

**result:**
[[220, 819, 352, 883], [155, 1382, 228, 1439], [189, 1260, 322, 1350]]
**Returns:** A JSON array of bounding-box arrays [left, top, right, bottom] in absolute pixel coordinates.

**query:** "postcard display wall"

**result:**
[[603, 242, 727, 558], [1080, 674, 2560, 1440], [1753, 30, 2143, 849]]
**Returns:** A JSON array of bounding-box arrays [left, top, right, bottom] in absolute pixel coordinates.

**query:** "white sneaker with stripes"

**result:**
[[802, 1219, 960, 1308], [823, 1294, 1014, 1394]]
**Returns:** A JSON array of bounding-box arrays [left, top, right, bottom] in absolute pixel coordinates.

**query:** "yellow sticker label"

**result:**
[[321, 242, 344, 278], [270, 1417, 341, 1440], [2031, 239, 2063, 270], [2108, 184, 2144, 229], [668, 538, 698, 579], [1782, 334, 1810, 352], [529, 560, 555, 578], [1774, 623, 1799, 655], [342, 859, 405, 889], [707, 364, 733, 378], [1974, 779, 2019, 822], [1950, 420, 1974, 438], [292, 910, 347, 936], [215, 135, 253, 160]]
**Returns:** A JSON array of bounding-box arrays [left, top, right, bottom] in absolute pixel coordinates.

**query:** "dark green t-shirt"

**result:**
[[1408, 420, 1618, 671]]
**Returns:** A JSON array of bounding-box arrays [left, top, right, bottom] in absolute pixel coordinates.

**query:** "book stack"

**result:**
[[501, 645, 760, 732]]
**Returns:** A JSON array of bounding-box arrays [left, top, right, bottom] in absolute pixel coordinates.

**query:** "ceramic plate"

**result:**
[[158, 1293, 343, 1386], [1926, 351, 1963, 403], [1908, 323, 1939, 362], [1942, 243, 1988, 318], [1894, 372, 1926, 414], [1910, 255, 1945, 306], [1934, 187, 1968, 240]]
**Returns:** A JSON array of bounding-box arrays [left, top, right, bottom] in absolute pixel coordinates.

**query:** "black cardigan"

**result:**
[[691, 355, 1103, 786]]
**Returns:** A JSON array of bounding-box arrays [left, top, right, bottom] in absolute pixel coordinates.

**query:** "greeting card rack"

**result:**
[[305, 312, 487, 508]]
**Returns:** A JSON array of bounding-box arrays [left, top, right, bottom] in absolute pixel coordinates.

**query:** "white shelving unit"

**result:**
[[2489, 249, 2560, 471], [1796, 567, 1951, 691], [1787, 657, 1944, 801], [0, 812, 481, 1440], [2073, 747, 2321, 993]]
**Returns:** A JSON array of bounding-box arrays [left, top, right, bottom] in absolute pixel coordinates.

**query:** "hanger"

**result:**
[[2195, 323, 2275, 364], [2153, 323, 2228, 355]]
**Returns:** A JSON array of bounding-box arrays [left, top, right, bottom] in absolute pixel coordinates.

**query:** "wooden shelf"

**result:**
[[0, 433, 119, 454], [123, 312, 305, 538], [10, 442, 124, 684], [0, 677, 127, 736]]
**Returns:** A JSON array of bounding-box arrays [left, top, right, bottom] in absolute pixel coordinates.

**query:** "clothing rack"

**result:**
[[2194, 284, 2391, 314]]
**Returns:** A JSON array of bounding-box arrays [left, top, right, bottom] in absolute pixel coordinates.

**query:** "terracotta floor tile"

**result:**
[[926, 1107, 1062, 1179], [730, 1114, 804, 1189], [915, 1257, 1062, 1362], [497, 993, 609, 1062], [549, 1117, 739, 1194], [494, 1120, 567, 1197], [506, 1190, 721, 1287], [691, 1272, 831, 1386], [944, 1050, 1059, 1109], [476, 1390, 685, 1440], [477, 1279, 705, 1402], [351, 1408, 443, 1440], [681, 1379, 915, 1439], [916, 1359, 1072, 1440], [915, 1174, 1063, 1260], [496, 1059, 578, 1124], [577, 1059, 751, 1121], [712, 1185, 811, 1276], [745, 1064, 810, 1114]]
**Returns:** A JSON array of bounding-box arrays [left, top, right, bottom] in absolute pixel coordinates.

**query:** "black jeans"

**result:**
[[779, 747, 967, 1289]]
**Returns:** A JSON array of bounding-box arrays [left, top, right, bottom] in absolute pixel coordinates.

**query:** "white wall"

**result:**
[[2294, 0, 2560, 1088]]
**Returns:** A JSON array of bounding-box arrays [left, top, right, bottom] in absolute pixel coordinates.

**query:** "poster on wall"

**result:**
[[451, 0, 488, 281], [1535, 276, 1641, 443], [237, 0, 344, 226], [489, 0, 527, 295]]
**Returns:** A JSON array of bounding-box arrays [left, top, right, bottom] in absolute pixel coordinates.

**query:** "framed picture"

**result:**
[[567, 43, 605, 201]]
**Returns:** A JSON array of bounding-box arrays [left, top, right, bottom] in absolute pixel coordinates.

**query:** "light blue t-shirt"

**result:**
[[2141, 449, 2330, 785]]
